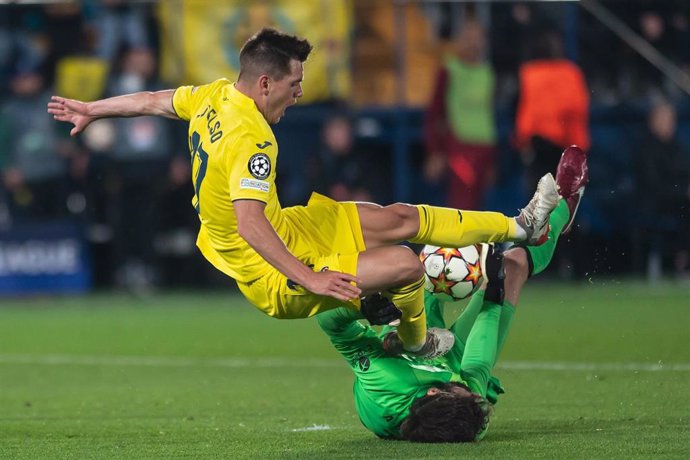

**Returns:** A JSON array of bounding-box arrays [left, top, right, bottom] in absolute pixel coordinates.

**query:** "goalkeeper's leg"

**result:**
[[496, 199, 570, 353]]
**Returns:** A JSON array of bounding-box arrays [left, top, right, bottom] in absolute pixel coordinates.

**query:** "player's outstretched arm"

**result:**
[[47, 90, 178, 136], [234, 199, 362, 302]]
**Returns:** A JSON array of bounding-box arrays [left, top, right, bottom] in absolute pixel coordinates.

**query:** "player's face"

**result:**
[[266, 59, 304, 124]]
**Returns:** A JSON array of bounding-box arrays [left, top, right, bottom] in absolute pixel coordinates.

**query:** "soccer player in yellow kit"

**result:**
[[48, 28, 559, 358]]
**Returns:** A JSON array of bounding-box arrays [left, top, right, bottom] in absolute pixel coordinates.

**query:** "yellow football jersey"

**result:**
[[173, 79, 286, 283], [172, 79, 366, 295]]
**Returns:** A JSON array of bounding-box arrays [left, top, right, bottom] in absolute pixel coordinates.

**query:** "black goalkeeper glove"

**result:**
[[360, 293, 402, 326]]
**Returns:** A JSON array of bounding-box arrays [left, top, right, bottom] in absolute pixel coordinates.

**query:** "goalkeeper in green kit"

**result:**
[[317, 146, 588, 442]]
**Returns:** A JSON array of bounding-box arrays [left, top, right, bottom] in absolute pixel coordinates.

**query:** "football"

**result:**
[[419, 244, 484, 301]]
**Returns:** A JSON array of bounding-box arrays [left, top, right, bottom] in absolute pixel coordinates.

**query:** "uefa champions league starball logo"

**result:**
[[248, 153, 271, 180]]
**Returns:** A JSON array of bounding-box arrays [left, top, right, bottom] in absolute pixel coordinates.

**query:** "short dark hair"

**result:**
[[238, 28, 313, 81], [399, 383, 491, 443]]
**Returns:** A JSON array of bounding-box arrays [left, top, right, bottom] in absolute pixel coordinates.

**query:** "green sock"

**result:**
[[496, 301, 516, 356], [450, 289, 485, 345], [526, 199, 570, 276], [456, 299, 514, 375], [423, 291, 446, 329], [459, 301, 501, 372]]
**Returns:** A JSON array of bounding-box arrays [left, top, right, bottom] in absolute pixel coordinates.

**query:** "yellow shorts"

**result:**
[[236, 193, 366, 319]]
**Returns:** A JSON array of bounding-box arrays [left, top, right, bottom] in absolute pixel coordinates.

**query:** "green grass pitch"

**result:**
[[1, 280, 689, 459]]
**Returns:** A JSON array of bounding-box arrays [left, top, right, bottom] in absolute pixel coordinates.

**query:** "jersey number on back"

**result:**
[[190, 131, 209, 214]]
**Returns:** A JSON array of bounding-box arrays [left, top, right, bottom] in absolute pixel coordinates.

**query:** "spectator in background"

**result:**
[[424, 20, 497, 210], [634, 101, 690, 280], [608, 3, 690, 102], [513, 29, 590, 193], [0, 67, 80, 221], [489, 2, 552, 106], [0, 13, 11, 97], [154, 154, 207, 288], [308, 113, 386, 203], [0, 5, 57, 96], [83, 0, 151, 61], [669, 5, 690, 74], [83, 47, 184, 292]]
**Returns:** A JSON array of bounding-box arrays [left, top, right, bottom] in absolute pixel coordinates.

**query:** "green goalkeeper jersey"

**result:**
[[316, 296, 503, 439]]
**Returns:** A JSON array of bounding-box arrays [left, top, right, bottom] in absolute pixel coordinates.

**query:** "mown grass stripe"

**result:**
[[1, 354, 689, 372]]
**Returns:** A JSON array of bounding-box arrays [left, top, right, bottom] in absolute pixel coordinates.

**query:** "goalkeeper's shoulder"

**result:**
[[316, 307, 362, 332]]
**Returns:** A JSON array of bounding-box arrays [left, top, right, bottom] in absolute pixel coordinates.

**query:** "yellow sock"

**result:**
[[410, 205, 519, 247], [385, 276, 427, 350]]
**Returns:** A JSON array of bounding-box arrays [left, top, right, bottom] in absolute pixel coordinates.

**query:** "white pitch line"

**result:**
[[290, 424, 332, 432], [0, 354, 689, 372], [497, 361, 690, 372]]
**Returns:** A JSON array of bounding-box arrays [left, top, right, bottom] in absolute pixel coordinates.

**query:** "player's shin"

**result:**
[[410, 205, 516, 248]]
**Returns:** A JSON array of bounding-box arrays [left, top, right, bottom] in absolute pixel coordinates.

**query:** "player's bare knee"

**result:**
[[397, 245, 425, 283]]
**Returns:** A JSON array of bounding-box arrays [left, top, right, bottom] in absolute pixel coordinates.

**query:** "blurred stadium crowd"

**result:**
[[0, 1, 689, 293]]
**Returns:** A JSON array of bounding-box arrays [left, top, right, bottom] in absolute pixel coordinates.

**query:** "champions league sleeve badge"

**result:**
[[248, 153, 271, 180]]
